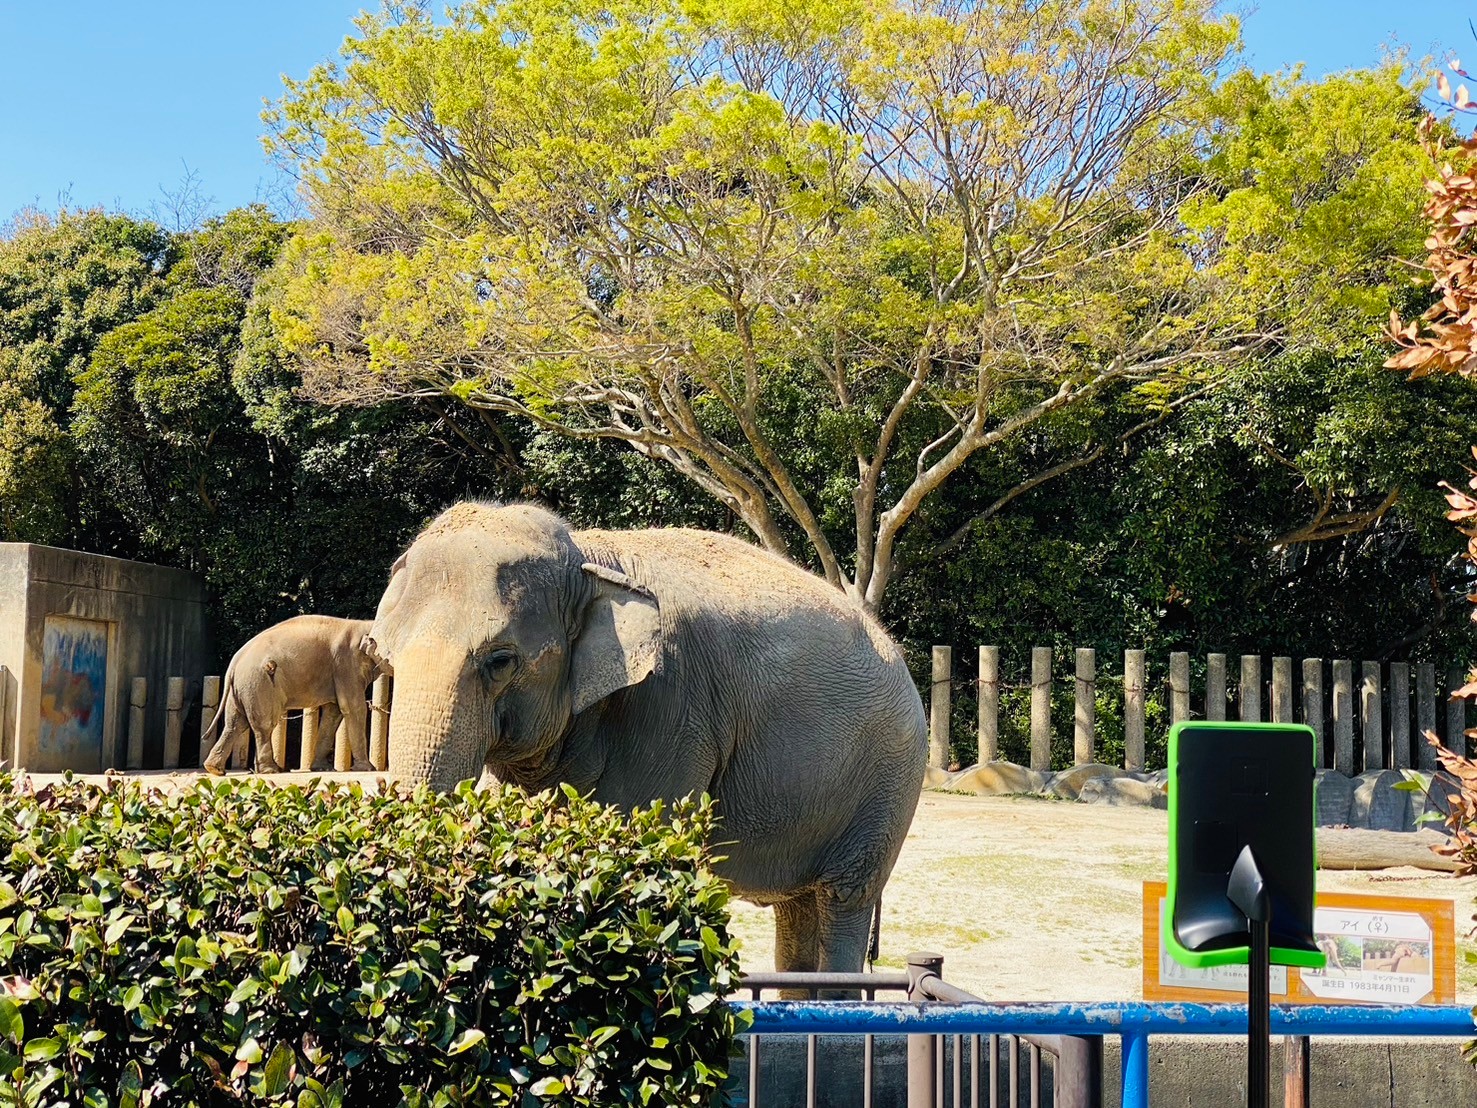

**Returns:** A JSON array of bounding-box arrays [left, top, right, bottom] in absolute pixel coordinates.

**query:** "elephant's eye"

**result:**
[[476, 648, 518, 684]]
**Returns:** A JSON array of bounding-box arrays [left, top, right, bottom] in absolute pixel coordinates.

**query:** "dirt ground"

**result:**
[[726, 791, 1477, 1002]]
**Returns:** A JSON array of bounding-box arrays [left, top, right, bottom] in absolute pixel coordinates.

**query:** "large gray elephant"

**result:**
[[367, 501, 926, 977], [202, 615, 380, 774]]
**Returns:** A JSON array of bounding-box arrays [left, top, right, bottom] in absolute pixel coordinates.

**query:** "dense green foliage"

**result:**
[[0, 776, 740, 1106], [0, 18, 1471, 714]]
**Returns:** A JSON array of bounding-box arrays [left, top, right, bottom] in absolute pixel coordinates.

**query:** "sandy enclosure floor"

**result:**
[[726, 792, 1477, 1002]]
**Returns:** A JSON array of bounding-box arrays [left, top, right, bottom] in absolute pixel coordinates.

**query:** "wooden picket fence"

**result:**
[[131, 673, 393, 773], [928, 647, 1473, 775]]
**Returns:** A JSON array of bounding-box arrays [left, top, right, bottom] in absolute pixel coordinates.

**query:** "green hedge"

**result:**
[[0, 775, 742, 1107]]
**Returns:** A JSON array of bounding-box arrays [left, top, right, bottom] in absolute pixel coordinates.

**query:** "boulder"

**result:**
[[922, 764, 951, 790], [1046, 763, 1134, 801], [945, 761, 1049, 796], [1348, 769, 1413, 832], [1314, 770, 1354, 827], [1079, 776, 1167, 809]]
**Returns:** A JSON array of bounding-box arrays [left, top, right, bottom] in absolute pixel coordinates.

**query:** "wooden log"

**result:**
[[1362, 661, 1383, 771], [1206, 654, 1227, 721], [1169, 652, 1190, 725], [1031, 647, 1052, 772], [1448, 664, 1468, 756], [1124, 650, 1146, 772], [300, 707, 319, 773], [199, 676, 220, 768], [1074, 648, 1095, 766], [929, 646, 951, 770], [1271, 657, 1293, 723], [1316, 827, 1461, 873], [1239, 655, 1261, 722], [1302, 659, 1324, 769], [370, 675, 392, 771], [1389, 662, 1411, 770], [163, 677, 185, 769], [126, 677, 147, 770], [1332, 660, 1354, 776], [1417, 662, 1438, 770]]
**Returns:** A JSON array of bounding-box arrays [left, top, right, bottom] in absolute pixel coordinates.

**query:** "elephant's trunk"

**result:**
[[386, 638, 485, 792]]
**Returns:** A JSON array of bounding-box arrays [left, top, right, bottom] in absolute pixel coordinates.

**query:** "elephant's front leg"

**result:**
[[334, 686, 372, 771]]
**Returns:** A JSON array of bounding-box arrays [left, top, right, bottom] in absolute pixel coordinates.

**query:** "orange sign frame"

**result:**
[[1142, 881, 1455, 1005]]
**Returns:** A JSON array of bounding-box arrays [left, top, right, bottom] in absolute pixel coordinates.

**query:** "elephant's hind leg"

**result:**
[[244, 704, 284, 774], [203, 708, 250, 775], [773, 892, 821, 1000]]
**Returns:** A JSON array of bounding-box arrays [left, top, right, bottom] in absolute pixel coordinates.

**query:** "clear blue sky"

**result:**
[[0, 1, 1468, 223]]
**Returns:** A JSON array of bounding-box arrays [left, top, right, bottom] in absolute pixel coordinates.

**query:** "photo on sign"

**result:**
[[1306, 935, 1361, 978], [1361, 939, 1431, 975]]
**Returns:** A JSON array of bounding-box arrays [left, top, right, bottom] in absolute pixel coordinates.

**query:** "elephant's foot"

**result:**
[[203, 762, 226, 777], [256, 760, 283, 775]]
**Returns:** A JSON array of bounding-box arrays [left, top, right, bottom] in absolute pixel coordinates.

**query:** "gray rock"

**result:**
[[1348, 769, 1413, 832], [1314, 769, 1354, 827], [1046, 763, 1133, 801], [944, 761, 1049, 796], [1079, 776, 1167, 809]]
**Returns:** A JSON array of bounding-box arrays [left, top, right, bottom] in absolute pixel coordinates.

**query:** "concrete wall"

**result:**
[[0, 544, 207, 772]]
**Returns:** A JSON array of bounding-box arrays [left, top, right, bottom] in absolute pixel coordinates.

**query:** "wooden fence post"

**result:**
[[929, 646, 951, 770], [1239, 655, 1261, 722], [271, 718, 288, 772], [1169, 652, 1190, 725], [1332, 660, 1354, 776], [1448, 664, 1469, 756], [300, 707, 320, 773], [1031, 647, 1053, 772], [1417, 663, 1437, 770], [1389, 662, 1411, 771], [126, 678, 147, 770], [370, 675, 392, 771], [1206, 654, 1227, 721], [1125, 650, 1146, 772], [0, 664, 9, 769], [1271, 657, 1293, 723], [1074, 648, 1096, 766], [163, 677, 185, 769], [199, 676, 220, 768], [1362, 662, 1384, 771], [1302, 660, 1324, 769]]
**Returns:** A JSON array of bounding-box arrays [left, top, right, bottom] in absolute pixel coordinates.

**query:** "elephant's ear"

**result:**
[[570, 563, 661, 715]]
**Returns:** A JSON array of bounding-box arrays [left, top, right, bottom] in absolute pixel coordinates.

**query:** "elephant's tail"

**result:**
[[868, 899, 882, 968], [203, 656, 241, 743]]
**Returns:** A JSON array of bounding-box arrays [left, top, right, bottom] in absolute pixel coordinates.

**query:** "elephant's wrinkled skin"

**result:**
[[203, 615, 380, 774], [369, 502, 927, 977]]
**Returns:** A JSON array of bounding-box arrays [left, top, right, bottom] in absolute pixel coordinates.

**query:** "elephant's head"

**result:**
[[367, 502, 662, 791]]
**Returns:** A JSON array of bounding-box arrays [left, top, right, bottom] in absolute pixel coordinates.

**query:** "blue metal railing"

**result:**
[[733, 999, 1477, 1107]]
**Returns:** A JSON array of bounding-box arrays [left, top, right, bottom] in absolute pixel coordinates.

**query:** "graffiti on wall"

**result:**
[[39, 616, 109, 768]]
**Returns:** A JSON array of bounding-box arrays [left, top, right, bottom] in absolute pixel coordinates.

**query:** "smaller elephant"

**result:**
[[203, 615, 380, 775]]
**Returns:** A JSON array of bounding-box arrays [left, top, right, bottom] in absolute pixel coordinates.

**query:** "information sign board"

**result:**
[[1142, 881, 1454, 1005]]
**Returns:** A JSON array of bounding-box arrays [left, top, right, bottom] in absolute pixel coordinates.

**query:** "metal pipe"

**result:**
[[733, 1000, 1477, 1038], [1120, 1031, 1149, 1108]]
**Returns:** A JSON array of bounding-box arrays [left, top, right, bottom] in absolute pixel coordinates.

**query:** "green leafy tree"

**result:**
[[265, 0, 1299, 613], [0, 210, 170, 541]]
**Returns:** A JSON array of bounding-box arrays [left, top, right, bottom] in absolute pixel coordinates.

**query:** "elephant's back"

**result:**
[[578, 528, 901, 659]]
